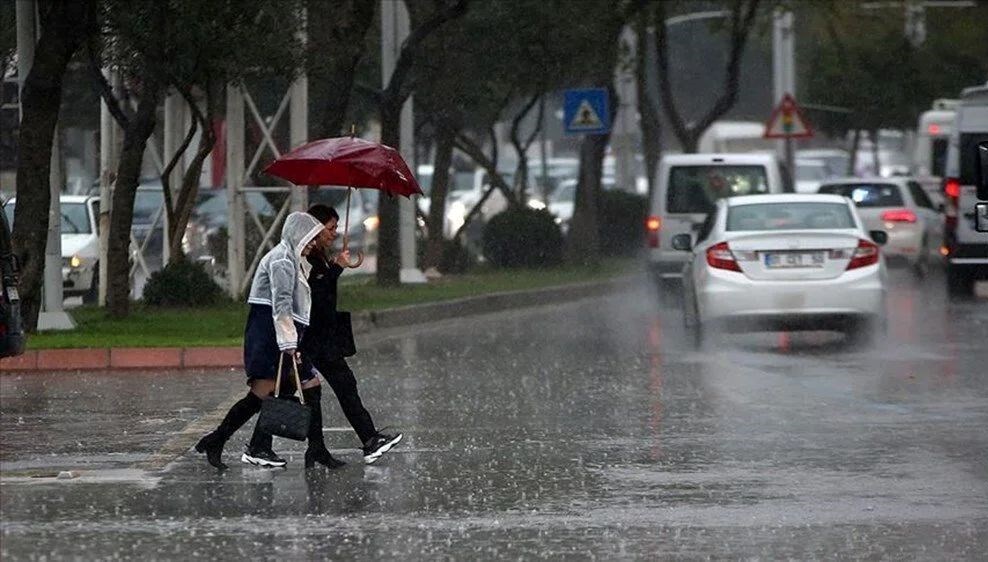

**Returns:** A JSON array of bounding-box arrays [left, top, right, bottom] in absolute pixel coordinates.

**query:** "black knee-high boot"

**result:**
[[303, 386, 345, 469], [195, 392, 262, 469]]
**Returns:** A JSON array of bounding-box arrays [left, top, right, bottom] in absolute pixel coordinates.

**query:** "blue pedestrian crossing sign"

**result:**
[[563, 88, 611, 135]]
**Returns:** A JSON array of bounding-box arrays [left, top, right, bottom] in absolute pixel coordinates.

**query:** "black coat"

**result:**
[[299, 255, 346, 361]]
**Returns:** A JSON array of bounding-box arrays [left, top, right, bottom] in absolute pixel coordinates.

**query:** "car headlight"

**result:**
[[69, 255, 82, 268], [527, 199, 546, 210], [363, 215, 379, 232]]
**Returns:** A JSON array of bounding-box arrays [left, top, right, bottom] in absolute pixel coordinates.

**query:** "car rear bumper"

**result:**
[[648, 250, 689, 277], [697, 265, 886, 323]]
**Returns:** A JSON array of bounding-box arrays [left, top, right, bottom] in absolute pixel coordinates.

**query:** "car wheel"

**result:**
[[82, 267, 99, 305], [946, 264, 974, 296]]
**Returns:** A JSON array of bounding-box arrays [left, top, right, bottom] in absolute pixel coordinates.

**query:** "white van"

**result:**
[[646, 153, 786, 281], [697, 121, 778, 154], [943, 83, 988, 295], [912, 99, 957, 203]]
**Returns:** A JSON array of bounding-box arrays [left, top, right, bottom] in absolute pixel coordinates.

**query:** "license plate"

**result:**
[[6, 287, 18, 301], [764, 252, 825, 269]]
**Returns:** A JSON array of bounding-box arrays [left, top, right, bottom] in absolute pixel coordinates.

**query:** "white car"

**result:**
[[818, 177, 944, 275], [3, 195, 100, 302], [548, 176, 616, 232], [673, 194, 887, 345], [795, 158, 830, 193]]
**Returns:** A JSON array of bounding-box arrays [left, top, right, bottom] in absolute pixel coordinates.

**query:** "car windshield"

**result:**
[[1, 202, 91, 234], [818, 183, 904, 207], [667, 165, 770, 213], [727, 202, 855, 231]]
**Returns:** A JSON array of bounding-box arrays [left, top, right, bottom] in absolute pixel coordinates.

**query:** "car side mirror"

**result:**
[[976, 202, 988, 233], [869, 230, 888, 246], [671, 233, 693, 252]]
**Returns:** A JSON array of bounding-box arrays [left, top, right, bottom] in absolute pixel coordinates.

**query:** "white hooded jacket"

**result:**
[[246, 212, 324, 351]]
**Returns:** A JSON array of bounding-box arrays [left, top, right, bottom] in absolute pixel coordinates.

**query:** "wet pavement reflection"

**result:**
[[2, 270, 987, 559]]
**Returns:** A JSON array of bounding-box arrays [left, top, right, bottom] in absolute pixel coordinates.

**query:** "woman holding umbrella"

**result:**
[[302, 204, 403, 467], [195, 211, 328, 470]]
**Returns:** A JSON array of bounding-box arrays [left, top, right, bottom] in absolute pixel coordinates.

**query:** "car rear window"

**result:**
[[818, 183, 904, 207], [727, 202, 855, 231], [666, 165, 770, 213]]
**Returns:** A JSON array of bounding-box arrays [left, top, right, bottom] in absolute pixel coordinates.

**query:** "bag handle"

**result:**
[[274, 354, 306, 405]]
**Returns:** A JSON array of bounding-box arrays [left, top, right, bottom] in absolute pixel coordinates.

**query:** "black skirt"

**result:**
[[243, 304, 315, 383]]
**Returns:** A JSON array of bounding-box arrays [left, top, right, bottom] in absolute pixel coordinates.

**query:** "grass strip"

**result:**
[[26, 259, 637, 349]]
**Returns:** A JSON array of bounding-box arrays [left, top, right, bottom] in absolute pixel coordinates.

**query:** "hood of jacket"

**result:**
[[282, 211, 324, 262]]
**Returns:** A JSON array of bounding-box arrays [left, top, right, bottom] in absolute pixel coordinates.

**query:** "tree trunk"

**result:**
[[565, 129, 610, 267], [167, 90, 216, 262], [636, 20, 662, 199], [423, 126, 454, 269], [375, 99, 402, 286], [106, 84, 160, 318], [847, 128, 861, 175], [655, 0, 761, 153], [11, 0, 92, 332], [870, 129, 880, 176]]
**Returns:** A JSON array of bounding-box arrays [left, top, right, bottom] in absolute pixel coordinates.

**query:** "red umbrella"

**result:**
[[264, 136, 423, 267], [264, 137, 421, 196]]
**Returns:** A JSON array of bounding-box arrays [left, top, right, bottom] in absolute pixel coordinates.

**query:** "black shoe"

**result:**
[[241, 447, 287, 468], [363, 431, 403, 464], [195, 432, 228, 470], [304, 448, 346, 469]]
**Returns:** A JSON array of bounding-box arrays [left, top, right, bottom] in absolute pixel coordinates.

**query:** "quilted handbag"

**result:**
[[256, 356, 311, 441]]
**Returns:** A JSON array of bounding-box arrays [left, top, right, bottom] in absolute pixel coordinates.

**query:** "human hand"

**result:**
[[333, 250, 351, 267]]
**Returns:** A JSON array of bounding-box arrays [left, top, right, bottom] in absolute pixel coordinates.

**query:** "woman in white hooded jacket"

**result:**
[[196, 212, 326, 470]]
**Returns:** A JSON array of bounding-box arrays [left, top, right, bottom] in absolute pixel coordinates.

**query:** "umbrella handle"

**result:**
[[341, 235, 364, 268]]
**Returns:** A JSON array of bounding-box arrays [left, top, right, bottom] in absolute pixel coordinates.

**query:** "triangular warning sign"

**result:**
[[569, 99, 603, 130], [764, 93, 813, 139]]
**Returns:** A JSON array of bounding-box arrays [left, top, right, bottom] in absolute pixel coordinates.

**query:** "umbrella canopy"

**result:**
[[264, 137, 422, 197]]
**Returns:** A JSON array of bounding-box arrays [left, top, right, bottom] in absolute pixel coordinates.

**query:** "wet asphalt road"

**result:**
[[2, 270, 987, 560]]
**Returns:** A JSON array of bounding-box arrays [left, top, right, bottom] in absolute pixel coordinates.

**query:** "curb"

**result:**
[[1, 275, 639, 373]]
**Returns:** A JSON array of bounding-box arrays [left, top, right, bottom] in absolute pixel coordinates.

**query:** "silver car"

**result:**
[[818, 177, 944, 276], [673, 194, 888, 346]]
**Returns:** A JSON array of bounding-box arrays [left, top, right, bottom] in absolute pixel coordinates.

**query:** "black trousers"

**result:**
[[311, 355, 377, 446]]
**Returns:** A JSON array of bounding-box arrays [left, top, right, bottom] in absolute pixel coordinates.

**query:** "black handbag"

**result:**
[[336, 311, 356, 357], [256, 356, 311, 441]]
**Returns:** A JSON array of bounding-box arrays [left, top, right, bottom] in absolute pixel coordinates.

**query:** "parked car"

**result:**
[[672, 193, 888, 346], [942, 82, 988, 295], [818, 177, 943, 275], [646, 152, 786, 284], [796, 148, 851, 178], [795, 158, 830, 193], [4, 195, 100, 302], [1, 196, 25, 358], [548, 176, 617, 233]]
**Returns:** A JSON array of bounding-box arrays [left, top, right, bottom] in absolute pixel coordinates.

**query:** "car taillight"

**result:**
[[706, 241, 741, 272], [846, 239, 880, 270], [645, 216, 661, 248], [944, 178, 961, 201], [880, 209, 917, 223]]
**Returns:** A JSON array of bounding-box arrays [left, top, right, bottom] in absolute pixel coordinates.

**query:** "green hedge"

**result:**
[[482, 206, 563, 268], [143, 259, 224, 307]]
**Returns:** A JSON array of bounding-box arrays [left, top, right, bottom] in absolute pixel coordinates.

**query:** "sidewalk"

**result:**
[[1, 275, 637, 372]]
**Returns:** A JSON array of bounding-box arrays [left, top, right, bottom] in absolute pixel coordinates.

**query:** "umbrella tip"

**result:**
[[350, 123, 356, 137]]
